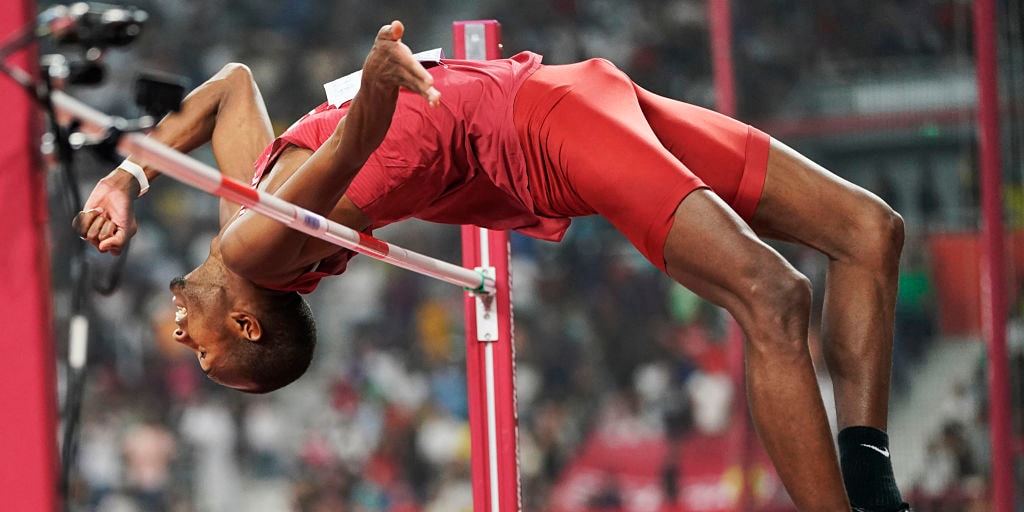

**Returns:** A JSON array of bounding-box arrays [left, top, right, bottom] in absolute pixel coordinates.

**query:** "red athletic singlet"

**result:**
[[250, 52, 769, 292], [251, 52, 548, 292]]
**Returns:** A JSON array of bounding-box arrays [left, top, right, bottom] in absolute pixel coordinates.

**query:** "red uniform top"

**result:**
[[247, 51, 770, 292], [250, 52, 548, 293]]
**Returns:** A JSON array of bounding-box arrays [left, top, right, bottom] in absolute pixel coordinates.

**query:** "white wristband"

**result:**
[[119, 159, 150, 197]]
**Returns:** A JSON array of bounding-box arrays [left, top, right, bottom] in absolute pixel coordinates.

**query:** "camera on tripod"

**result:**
[[37, 2, 148, 86], [32, 3, 185, 118], [38, 2, 148, 50]]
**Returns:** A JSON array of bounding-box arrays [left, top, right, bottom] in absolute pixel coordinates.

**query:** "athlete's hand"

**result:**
[[72, 169, 139, 255], [362, 20, 441, 106]]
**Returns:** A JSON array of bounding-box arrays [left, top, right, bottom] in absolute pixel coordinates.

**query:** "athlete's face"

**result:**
[[169, 266, 255, 390], [170, 269, 227, 367]]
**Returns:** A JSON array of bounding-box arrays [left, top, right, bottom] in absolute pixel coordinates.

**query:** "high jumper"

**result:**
[[73, 20, 909, 512]]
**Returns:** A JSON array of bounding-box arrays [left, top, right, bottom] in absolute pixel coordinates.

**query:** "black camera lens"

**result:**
[[41, 2, 148, 49]]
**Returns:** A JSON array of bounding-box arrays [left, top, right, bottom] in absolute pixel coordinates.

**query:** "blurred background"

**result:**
[[24, 0, 1024, 510]]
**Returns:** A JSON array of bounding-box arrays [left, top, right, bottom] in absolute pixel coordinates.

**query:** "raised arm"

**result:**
[[73, 62, 275, 254], [217, 21, 440, 285], [339, 21, 441, 169]]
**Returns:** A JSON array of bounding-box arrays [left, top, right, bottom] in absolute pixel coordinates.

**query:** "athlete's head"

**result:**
[[169, 260, 316, 393]]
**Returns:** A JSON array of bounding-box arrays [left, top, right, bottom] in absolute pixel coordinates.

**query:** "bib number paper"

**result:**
[[323, 48, 445, 107]]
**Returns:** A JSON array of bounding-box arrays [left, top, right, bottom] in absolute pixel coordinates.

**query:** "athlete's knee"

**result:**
[[742, 262, 813, 354], [755, 265, 812, 324], [848, 196, 905, 268]]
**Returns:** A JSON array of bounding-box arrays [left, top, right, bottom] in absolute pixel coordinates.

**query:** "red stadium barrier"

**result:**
[[0, 1, 60, 510]]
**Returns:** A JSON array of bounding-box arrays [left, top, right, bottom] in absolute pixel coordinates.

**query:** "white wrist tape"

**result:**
[[119, 159, 150, 197]]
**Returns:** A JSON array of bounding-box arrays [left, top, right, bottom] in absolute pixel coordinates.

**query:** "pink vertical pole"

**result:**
[[0, 1, 60, 510], [455, 20, 522, 512], [709, 0, 737, 118], [709, 2, 754, 509], [973, 0, 1015, 510]]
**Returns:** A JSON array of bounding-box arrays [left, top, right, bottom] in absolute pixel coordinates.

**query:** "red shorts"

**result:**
[[513, 59, 770, 272]]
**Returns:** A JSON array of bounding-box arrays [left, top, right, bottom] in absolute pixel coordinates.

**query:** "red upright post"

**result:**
[[709, 0, 737, 118], [455, 20, 522, 512], [0, 1, 60, 510], [972, 0, 1015, 510], [709, 2, 757, 509]]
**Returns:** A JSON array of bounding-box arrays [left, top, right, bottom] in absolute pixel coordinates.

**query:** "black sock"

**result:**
[[838, 426, 904, 511]]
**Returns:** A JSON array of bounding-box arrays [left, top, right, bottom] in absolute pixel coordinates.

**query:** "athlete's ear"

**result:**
[[229, 311, 263, 341]]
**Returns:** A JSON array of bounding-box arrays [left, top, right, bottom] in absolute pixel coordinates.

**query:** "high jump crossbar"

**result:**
[[48, 90, 495, 295]]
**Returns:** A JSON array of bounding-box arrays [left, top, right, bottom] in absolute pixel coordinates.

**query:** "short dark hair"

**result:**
[[227, 292, 317, 393]]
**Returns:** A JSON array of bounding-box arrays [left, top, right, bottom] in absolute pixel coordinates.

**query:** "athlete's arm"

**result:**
[[74, 62, 275, 254], [218, 20, 440, 286]]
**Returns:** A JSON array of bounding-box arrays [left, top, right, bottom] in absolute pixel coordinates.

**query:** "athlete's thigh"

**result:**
[[664, 188, 796, 313], [749, 138, 890, 259], [519, 60, 706, 271], [633, 84, 768, 221]]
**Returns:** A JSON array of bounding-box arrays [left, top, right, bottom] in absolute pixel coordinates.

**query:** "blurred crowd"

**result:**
[[62, 0, 978, 123], [36, 0, 1022, 511]]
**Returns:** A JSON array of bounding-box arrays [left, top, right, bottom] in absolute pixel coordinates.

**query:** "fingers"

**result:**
[[377, 20, 404, 42], [98, 230, 127, 255], [72, 207, 103, 236], [408, 69, 440, 106], [423, 86, 441, 107], [73, 207, 125, 253], [395, 67, 441, 106], [368, 20, 441, 106], [97, 218, 118, 240], [389, 20, 404, 40]]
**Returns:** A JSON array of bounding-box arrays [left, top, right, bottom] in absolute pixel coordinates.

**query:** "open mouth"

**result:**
[[172, 295, 189, 338]]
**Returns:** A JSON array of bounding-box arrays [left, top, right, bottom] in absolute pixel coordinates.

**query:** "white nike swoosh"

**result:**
[[860, 443, 890, 457]]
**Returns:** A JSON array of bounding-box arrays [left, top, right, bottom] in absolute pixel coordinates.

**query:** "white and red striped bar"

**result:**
[[454, 20, 522, 512], [49, 90, 495, 295]]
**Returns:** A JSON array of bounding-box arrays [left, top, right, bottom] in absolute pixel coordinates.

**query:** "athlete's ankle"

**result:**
[[838, 426, 904, 510]]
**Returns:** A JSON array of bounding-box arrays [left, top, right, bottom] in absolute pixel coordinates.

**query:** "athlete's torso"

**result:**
[[250, 51, 563, 292]]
